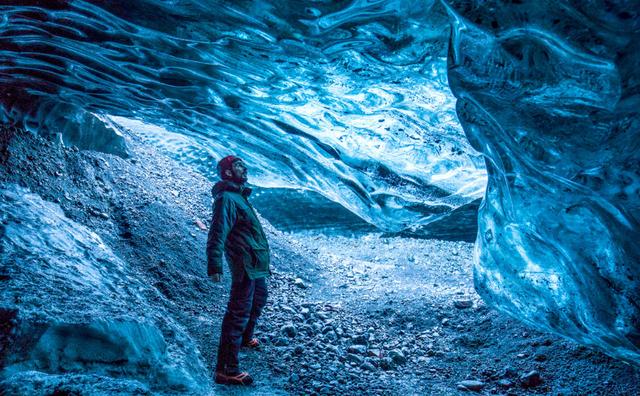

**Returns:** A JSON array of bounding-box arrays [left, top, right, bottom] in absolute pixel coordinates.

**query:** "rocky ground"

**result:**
[[256, 234, 640, 395], [1, 126, 639, 395]]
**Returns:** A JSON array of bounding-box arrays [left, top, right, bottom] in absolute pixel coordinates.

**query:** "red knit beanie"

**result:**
[[217, 155, 241, 179]]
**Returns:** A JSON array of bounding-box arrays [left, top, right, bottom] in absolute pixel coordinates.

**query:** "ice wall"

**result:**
[[0, 185, 209, 393], [445, 0, 640, 363]]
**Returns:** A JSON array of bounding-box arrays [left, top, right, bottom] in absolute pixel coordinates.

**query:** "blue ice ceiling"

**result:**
[[0, 0, 486, 232]]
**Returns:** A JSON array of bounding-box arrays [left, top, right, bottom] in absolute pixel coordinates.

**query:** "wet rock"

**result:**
[[456, 380, 485, 392], [324, 331, 337, 342], [345, 353, 363, 365], [368, 349, 381, 358], [317, 312, 330, 321], [497, 379, 513, 389], [281, 324, 297, 338], [281, 305, 297, 315], [294, 278, 307, 289], [389, 349, 407, 365], [326, 345, 339, 355], [453, 300, 473, 309], [501, 366, 518, 378], [194, 219, 207, 231], [347, 345, 367, 355], [361, 361, 376, 371], [352, 334, 368, 345], [534, 353, 547, 362], [520, 370, 542, 388]]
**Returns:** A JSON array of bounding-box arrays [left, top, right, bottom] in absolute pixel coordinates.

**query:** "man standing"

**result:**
[[207, 155, 270, 386]]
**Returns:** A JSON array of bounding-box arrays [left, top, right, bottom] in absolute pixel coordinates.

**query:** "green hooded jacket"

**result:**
[[206, 180, 271, 280]]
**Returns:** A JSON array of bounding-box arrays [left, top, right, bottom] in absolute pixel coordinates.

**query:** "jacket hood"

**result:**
[[212, 180, 252, 198]]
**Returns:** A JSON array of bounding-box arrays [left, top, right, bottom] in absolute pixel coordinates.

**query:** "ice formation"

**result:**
[[0, 0, 485, 232], [0, 0, 638, 371], [0, 185, 209, 393], [445, 1, 640, 363]]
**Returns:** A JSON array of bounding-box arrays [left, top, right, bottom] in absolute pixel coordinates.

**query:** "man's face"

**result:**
[[227, 160, 247, 183]]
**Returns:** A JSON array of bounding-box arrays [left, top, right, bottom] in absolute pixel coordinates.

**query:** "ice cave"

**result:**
[[1, 0, 639, 395]]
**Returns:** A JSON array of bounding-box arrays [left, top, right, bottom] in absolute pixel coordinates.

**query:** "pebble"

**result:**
[[361, 362, 376, 371], [346, 353, 363, 364], [534, 353, 547, 362], [454, 300, 473, 309], [324, 331, 337, 342], [389, 349, 407, 365], [294, 278, 307, 289], [281, 305, 297, 315], [352, 334, 368, 345], [326, 345, 339, 354], [317, 312, 330, 321], [368, 349, 381, 358], [347, 345, 367, 355], [502, 366, 518, 378], [379, 357, 394, 371], [281, 324, 297, 338], [520, 370, 542, 388], [456, 380, 485, 392], [194, 219, 207, 230], [497, 379, 513, 388]]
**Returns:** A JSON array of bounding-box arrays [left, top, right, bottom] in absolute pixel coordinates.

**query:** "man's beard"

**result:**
[[231, 174, 247, 184]]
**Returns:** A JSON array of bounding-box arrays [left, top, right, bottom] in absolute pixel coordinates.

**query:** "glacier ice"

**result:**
[[0, 0, 639, 366], [445, 0, 640, 363], [0, 0, 485, 232], [0, 185, 208, 392]]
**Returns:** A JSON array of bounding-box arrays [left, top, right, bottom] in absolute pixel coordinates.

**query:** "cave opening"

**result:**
[[1, 1, 639, 395]]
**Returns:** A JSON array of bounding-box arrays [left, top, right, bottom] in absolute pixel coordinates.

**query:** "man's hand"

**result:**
[[210, 273, 221, 282]]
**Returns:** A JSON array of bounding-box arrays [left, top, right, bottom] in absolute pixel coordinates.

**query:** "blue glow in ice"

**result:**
[[1, 0, 639, 366], [0, 0, 484, 232]]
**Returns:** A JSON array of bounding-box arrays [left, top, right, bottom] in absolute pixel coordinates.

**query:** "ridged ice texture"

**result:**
[[0, 0, 485, 232], [0, 184, 208, 392], [445, 1, 640, 363]]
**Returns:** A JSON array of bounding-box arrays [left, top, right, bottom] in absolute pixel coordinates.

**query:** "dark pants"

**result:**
[[216, 272, 268, 373]]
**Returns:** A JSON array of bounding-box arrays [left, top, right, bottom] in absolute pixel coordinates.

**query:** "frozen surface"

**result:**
[[0, 185, 208, 394], [0, 0, 485, 232], [0, 0, 639, 367], [445, 0, 640, 363]]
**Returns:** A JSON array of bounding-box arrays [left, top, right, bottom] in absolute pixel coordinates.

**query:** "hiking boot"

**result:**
[[242, 338, 260, 349], [215, 371, 254, 385]]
